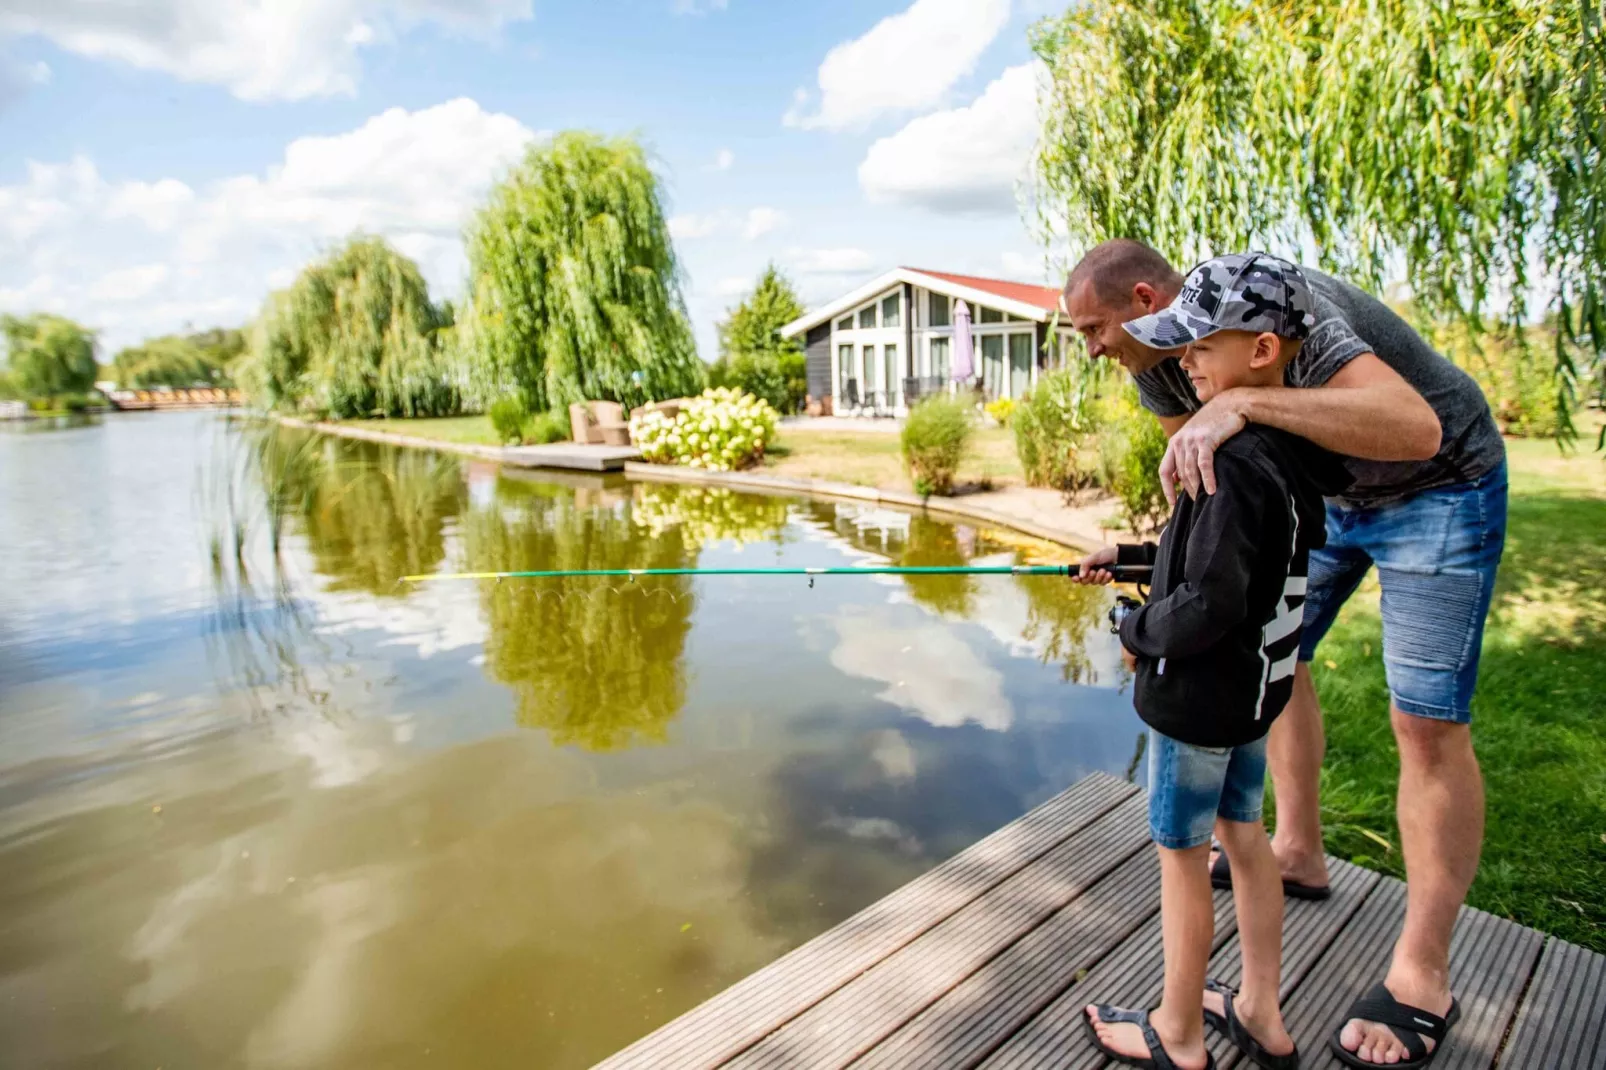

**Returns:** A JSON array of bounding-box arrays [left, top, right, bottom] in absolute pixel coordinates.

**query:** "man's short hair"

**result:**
[[1065, 239, 1184, 307]]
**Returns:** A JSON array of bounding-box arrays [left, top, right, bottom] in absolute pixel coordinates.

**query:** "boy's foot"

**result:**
[[1202, 980, 1296, 1070], [1083, 1004, 1213, 1070]]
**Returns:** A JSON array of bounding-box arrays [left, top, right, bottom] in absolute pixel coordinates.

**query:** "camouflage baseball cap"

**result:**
[[1122, 252, 1316, 350]]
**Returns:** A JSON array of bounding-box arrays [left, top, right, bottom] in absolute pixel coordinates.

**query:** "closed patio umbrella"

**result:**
[[951, 300, 974, 384]]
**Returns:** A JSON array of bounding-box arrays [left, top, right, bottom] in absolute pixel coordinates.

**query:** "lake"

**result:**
[[0, 411, 1145, 1069]]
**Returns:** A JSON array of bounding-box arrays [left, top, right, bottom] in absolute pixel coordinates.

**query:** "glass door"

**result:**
[[884, 345, 899, 409], [862, 345, 878, 409], [1008, 332, 1033, 399], [980, 335, 1005, 400]]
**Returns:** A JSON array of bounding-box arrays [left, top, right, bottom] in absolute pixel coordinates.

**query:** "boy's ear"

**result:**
[[1247, 332, 1281, 370]]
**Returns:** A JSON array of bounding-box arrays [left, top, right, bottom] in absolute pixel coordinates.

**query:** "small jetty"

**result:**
[[597, 772, 1605, 1069]]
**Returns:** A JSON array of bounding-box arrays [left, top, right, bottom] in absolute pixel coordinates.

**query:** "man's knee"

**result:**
[[1390, 706, 1476, 767]]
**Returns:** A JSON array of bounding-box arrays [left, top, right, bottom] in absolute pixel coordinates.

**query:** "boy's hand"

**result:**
[[1121, 645, 1138, 672], [1074, 545, 1118, 584]]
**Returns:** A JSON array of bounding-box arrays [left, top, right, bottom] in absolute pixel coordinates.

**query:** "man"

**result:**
[[1064, 240, 1507, 1069]]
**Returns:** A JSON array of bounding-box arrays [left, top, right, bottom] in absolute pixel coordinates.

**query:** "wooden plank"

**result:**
[[727, 793, 1152, 1069], [979, 856, 1373, 1070], [593, 773, 1136, 1070], [1257, 878, 1543, 1070], [853, 850, 1161, 1070], [1496, 938, 1606, 1070]]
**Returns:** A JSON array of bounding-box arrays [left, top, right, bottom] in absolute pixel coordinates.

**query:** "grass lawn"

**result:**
[[764, 425, 1024, 491], [1303, 429, 1606, 950], [345, 414, 502, 446]]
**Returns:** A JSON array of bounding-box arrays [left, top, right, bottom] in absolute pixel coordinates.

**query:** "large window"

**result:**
[[862, 345, 878, 391], [978, 305, 1004, 324], [836, 315, 853, 332], [981, 335, 1005, 398], [927, 291, 950, 327], [884, 344, 899, 405], [881, 293, 900, 328], [1009, 332, 1033, 399], [838, 344, 854, 397], [858, 305, 877, 330], [929, 337, 951, 380]]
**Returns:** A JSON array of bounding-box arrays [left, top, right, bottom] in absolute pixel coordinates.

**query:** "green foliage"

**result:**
[[1, 314, 98, 401], [709, 265, 808, 413], [111, 328, 244, 389], [1097, 387, 1170, 533], [632, 387, 777, 471], [239, 235, 456, 419], [523, 409, 571, 445], [488, 395, 530, 445], [1436, 324, 1567, 439], [1031, 0, 1606, 437], [707, 350, 806, 414], [1012, 364, 1112, 497], [901, 394, 974, 497], [462, 131, 704, 413], [630, 484, 791, 549]]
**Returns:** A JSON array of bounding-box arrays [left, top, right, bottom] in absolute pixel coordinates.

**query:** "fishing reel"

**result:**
[[1108, 594, 1143, 634]]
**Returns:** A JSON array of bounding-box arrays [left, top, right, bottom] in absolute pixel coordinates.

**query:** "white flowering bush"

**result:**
[[631, 485, 791, 548], [631, 387, 778, 471]]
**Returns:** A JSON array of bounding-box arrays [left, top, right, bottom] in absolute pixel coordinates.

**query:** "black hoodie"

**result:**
[[1116, 425, 1349, 748]]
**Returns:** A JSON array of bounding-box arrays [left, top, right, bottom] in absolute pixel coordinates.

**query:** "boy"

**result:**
[[1077, 253, 1346, 1070]]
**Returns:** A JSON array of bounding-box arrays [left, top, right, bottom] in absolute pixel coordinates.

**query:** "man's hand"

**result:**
[[1159, 391, 1248, 505], [1074, 545, 1118, 584], [1121, 645, 1137, 672]]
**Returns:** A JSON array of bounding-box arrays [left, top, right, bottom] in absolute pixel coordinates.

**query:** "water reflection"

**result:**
[[467, 478, 697, 750]]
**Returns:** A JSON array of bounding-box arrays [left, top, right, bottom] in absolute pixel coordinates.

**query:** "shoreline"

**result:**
[[274, 415, 1115, 554]]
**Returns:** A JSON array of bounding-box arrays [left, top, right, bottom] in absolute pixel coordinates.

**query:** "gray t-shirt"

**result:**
[[1133, 267, 1505, 509]]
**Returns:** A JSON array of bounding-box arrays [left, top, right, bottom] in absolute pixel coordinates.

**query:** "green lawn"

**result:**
[[1302, 432, 1606, 950], [764, 426, 1023, 491], [345, 414, 502, 446]]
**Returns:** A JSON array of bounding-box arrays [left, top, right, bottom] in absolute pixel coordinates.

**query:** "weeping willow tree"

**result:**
[[240, 235, 457, 418], [461, 131, 704, 412], [1032, 0, 1606, 440]]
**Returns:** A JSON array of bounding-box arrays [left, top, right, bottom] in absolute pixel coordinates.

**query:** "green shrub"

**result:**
[[1012, 367, 1108, 498], [488, 395, 529, 445], [901, 394, 974, 496], [522, 409, 570, 444], [1439, 327, 1563, 438], [707, 351, 806, 414], [1097, 387, 1170, 533], [632, 387, 778, 471]]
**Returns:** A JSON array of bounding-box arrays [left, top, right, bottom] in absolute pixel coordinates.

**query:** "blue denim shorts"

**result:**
[[1299, 463, 1507, 723], [1146, 729, 1269, 849]]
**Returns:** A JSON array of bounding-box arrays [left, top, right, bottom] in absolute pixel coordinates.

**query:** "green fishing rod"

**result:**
[[400, 563, 1153, 585]]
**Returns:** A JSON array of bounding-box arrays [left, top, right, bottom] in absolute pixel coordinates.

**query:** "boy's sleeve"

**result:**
[[1118, 454, 1277, 659]]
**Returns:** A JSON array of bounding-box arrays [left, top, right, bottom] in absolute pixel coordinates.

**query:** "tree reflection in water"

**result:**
[[466, 477, 697, 750]]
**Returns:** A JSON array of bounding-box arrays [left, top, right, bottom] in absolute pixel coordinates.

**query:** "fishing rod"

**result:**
[[400, 563, 1153, 585]]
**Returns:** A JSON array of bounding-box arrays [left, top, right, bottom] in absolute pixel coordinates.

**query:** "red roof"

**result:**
[[906, 268, 1062, 314]]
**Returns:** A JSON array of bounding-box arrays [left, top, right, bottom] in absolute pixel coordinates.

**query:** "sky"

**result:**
[[0, 0, 1067, 361]]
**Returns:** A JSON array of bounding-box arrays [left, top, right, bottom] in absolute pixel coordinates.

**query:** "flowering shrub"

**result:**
[[984, 397, 1016, 426], [631, 485, 791, 548], [631, 387, 778, 471]]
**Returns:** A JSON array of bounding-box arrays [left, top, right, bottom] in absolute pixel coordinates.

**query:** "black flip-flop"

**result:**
[[1201, 979, 1298, 1070], [1083, 1004, 1217, 1070], [1210, 850, 1331, 900], [1327, 982, 1462, 1069]]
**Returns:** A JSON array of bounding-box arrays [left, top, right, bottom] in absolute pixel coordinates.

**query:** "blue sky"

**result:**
[[0, 0, 1062, 358]]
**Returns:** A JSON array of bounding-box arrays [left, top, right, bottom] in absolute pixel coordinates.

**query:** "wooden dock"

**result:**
[[597, 773, 1605, 1069]]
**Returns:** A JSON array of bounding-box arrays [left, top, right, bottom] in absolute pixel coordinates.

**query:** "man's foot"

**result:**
[[1208, 843, 1330, 894], [1084, 1004, 1211, 1069], [1334, 971, 1458, 1067], [1202, 984, 1295, 1059]]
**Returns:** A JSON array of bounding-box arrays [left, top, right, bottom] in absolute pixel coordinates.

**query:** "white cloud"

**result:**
[[0, 55, 50, 108], [0, 98, 538, 353], [713, 148, 735, 171], [784, 0, 1012, 131], [1000, 249, 1046, 281], [672, 0, 729, 13], [0, 0, 534, 101], [669, 213, 721, 240], [787, 247, 876, 276], [858, 61, 1042, 215], [742, 207, 786, 241], [714, 275, 754, 298]]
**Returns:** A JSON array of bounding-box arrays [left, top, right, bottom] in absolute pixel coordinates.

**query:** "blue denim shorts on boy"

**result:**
[[1147, 729, 1269, 850], [1299, 463, 1508, 723]]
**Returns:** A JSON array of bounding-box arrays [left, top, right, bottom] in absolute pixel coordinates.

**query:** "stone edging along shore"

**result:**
[[275, 416, 1110, 554]]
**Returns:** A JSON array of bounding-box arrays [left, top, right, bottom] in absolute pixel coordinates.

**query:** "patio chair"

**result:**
[[568, 401, 632, 446], [842, 379, 860, 413]]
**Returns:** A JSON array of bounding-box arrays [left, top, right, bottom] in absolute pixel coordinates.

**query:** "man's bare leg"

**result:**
[[1211, 663, 1330, 889], [1338, 707, 1483, 1064]]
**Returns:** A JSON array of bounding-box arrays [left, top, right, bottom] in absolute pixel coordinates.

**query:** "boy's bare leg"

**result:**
[[1087, 842, 1213, 1069], [1211, 664, 1331, 889], [1205, 818, 1295, 1056]]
